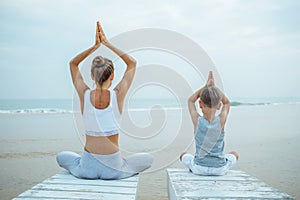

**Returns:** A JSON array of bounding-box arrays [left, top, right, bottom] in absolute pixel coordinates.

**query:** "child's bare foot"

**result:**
[[230, 151, 239, 160], [179, 152, 187, 161]]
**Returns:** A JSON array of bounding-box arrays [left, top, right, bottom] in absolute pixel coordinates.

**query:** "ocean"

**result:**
[[0, 97, 299, 114]]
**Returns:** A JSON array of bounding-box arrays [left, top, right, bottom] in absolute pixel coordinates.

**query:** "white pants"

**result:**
[[181, 153, 237, 176]]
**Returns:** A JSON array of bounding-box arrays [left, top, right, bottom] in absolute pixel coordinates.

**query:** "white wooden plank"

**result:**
[[177, 198, 291, 200], [15, 190, 136, 200], [170, 180, 275, 192], [13, 170, 138, 200], [44, 178, 138, 187], [168, 174, 258, 182], [168, 169, 249, 176], [167, 168, 294, 200], [167, 169, 252, 179], [31, 182, 136, 194], [175, 189, 291, 198], [13, 198, 78, 200], [52, 172, 139, 182], [14, 198, 74, 200]]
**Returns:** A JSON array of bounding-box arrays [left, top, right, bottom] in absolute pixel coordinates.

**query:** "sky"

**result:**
[[0, 0, 299, 99]]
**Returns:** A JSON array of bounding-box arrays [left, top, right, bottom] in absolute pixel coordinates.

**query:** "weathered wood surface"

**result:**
[[13, 170, 138, 200], [167, 168, 294, 200]]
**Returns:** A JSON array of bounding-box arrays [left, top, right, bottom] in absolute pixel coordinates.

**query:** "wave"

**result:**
[[0, 108, 75, 114], [124, 107, 183, 112], [0, 101, 299, 114], [230, 101, 271, 107], [231, 101, 300, 107], [0, 107, 184, 114]]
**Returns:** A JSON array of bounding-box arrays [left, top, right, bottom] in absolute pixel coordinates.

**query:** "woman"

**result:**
[[56, 21, 153, 180]]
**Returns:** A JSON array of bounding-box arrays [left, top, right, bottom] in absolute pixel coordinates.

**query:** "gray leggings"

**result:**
[[56, 150, 153, 180]]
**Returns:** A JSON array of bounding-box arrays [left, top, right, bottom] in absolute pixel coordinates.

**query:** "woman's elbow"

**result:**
[[131, 59, 137, 67], [127, 59, 137, 69], [69, 60, 78, 68]]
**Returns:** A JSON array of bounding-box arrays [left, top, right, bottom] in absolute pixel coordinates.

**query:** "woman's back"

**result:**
[[83, 89, 121, 154]]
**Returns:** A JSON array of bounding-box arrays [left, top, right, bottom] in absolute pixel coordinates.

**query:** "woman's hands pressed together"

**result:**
[[97, 21, 109, 46], [95, 22, 101, 48]]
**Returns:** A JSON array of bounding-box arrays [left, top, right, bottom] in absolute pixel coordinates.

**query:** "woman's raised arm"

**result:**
[[98, 22, 136, 113], [70, 22, 101, 106]]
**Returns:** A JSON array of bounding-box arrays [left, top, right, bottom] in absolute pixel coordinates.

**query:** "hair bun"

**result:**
[[92, 56, 105, 67], [91, 56, 114, 86]]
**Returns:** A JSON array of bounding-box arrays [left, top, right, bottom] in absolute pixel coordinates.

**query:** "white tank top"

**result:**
[[83, 89, 121, 136]]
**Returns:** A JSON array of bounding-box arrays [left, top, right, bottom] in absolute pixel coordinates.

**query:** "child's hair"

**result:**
[[91, 56, 114, 86], [200, 86, 222, 108]]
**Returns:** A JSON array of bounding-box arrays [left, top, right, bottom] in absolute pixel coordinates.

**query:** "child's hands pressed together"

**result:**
[[206, 71, 215, 87]]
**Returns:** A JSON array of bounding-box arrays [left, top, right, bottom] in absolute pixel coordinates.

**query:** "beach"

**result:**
[[1, 0, 299, 199], [0, 103, 299, 199]]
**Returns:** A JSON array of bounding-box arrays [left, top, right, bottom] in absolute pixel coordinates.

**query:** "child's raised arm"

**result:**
[[219, 92, 230, 132], [188, 71, 214, 130], [206, 71, 230, 131], [188, 88, 202, 130]]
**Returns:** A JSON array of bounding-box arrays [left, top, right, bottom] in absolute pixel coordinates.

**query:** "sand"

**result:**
[[0, 104, 299, 200]]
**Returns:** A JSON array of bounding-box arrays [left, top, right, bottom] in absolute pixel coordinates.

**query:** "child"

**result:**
[[180, 71, 238, 175]]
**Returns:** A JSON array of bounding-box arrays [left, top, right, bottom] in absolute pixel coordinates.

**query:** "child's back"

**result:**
[[194, 116, 225, 167], [180, 71, 238, 176]]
